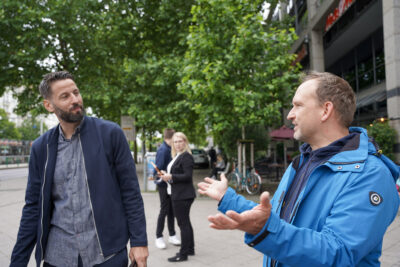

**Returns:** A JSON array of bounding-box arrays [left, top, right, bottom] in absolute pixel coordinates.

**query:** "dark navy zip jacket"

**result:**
[[10, 116, 147, 267], [153, 141, 172, 187]]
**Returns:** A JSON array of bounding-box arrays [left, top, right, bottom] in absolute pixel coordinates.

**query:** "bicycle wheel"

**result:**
[[227, 172, 240, 192], [245, 172, 262, 195]]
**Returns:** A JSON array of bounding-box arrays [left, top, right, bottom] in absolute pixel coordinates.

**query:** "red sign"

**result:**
[[325, 0, 355, 32]]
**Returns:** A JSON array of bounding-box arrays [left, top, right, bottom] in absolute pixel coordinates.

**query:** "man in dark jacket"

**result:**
[[10, 71, 148, 267], [153, 128, 180, 249]]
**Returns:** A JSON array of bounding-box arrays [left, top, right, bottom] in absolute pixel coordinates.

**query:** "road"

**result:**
[[0, 168, 28, 181]]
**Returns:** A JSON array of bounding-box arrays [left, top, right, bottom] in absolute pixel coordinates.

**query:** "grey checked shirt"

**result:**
[[44, 124, 105, 267]]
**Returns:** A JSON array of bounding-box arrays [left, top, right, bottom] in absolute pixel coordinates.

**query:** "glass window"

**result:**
[[373, 28, 385, 84], [375, 51, 385, 84], [341, 50, 357, 91]]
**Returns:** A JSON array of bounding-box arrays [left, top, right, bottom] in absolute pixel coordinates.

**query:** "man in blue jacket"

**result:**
[[10, 71, 148, 267], [198, 71, 400, 267], [153, 128, 181, 249]]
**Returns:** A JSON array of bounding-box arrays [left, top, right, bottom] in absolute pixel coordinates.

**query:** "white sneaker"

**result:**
[[168, 235, 181, 246], [155, 237, 166, 249]]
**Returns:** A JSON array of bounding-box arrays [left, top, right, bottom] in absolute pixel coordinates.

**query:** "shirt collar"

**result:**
[[58, 117, 85, 141]]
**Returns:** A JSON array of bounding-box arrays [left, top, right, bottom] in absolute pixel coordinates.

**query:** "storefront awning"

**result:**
[[270, 125, 294, 140], [356, 90, 386, 108]]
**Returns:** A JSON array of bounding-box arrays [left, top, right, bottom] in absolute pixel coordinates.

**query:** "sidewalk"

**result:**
[[0, 163, 28, 169], [1, 164, 399, 266]]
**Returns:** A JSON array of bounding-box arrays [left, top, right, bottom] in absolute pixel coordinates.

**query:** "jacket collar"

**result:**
[[47, 116, 89, 145], [326, 127, 368, 164]]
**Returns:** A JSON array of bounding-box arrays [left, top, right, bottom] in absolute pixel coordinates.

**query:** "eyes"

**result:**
[[59, 90, 80, 100]]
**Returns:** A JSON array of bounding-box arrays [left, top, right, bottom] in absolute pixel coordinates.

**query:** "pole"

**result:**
[[238, 142, 242, 174], [250, 142, 254, 168]]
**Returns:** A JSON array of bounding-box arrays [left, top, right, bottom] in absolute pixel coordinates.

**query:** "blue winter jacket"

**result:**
[[10, 116, 147, 267], [219, 127, 399, 267]]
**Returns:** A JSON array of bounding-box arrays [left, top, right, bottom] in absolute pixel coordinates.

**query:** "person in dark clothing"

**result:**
[[210, 154, 226, 179], [10, 71, 148, 267], [160, 132, 196, 262], [154, 128, 181, 249], [208, 147, 217, 168]]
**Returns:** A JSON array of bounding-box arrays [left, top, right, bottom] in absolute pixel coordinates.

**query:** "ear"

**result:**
[[321, 101, 334, 122], [43, 99, 55, 113]]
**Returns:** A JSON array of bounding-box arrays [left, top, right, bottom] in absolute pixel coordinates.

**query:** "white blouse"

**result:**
[[166, 152, 182, 195]]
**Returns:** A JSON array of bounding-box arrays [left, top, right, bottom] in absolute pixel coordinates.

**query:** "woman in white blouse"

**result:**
[[160, 132, 196, 262]]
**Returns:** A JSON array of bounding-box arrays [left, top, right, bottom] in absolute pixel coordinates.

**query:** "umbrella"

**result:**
[[269, 125, 294, 169], [269, 125, 294, 140]]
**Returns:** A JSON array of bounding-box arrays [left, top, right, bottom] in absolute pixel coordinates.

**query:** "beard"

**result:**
[[53, 103, 86, 123]]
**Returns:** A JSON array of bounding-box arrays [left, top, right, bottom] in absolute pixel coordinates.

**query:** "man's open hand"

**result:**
[[208, 192, 272, 235], [198, 173, 229, 201]]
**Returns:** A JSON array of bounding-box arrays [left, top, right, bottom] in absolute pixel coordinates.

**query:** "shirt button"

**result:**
[[355, 165, 360, 169], [337, 166, 343, 170]]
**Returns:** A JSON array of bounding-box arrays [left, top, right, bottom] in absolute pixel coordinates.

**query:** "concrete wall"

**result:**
[[383, 0, 400, 162]]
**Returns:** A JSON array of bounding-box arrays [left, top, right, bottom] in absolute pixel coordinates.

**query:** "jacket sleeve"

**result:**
[[10, 145, 41, 267], [218, 187, 258, 213], [243, 163, 400, 266], [111, 126, 148, 247], [171, 153, 194, 183], [154, 145, 167, 176]]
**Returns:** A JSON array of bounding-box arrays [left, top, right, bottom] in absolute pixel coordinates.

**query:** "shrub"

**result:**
[[367, 121, 397, 161]]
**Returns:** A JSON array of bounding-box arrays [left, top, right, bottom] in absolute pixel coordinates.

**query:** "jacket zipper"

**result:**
[[40, 144, 49, 262], [79, 134, 104, 256]]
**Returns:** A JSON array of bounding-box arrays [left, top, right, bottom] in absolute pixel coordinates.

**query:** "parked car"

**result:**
[[192, 149, 209, 168]]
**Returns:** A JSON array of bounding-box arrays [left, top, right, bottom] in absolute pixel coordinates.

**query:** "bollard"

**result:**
[[143, 152, 157, 192]]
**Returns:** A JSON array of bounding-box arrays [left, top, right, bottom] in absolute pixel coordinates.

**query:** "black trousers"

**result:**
[[43, 248, 128, 267], [156, 186, 176, 238], [172, 198, 194, 256], [211, 167, 225, 178]]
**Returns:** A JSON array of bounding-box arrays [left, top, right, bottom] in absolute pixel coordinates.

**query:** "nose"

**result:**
[[287, 108, 295, 121], [70, 93, 79, 103]]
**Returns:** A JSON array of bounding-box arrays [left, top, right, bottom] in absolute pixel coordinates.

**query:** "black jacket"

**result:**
[[170, 152, 196, 200]]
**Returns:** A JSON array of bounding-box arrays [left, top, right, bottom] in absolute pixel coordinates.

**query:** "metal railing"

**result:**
[[0, 155, 30, 167]]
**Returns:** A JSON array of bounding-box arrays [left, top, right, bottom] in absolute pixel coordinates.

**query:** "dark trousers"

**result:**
[[211, 167, 225, 178], [43, 248, 128, 267], [156, 186, 176, 238], [172, 198, 194, 256]]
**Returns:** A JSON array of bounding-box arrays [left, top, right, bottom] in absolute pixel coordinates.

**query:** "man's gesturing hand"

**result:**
[[197, 173, 229, 201], [208, 192, 272, 235]]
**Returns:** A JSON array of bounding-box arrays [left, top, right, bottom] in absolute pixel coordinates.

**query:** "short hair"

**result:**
[[163, 128, 175, 140], [171, 132, 192, 158], [302, 71, 356, 127], [39, 71, 74, 99]]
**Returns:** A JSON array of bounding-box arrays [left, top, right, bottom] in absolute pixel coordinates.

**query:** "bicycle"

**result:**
[[227, 161, 262, 195]]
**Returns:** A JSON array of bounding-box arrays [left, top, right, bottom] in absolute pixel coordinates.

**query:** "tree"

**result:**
[[18, 115, 48, 141], [0, 108, 21, 139], [119, 1, 206, 144], [1, 0, 301, 152], [0, 0, 149, 122], [179, 0, 300, 157], [0, 0, 205, 145]]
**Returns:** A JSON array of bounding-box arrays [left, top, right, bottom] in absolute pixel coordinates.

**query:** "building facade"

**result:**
[[285, 0, 400, 161]]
